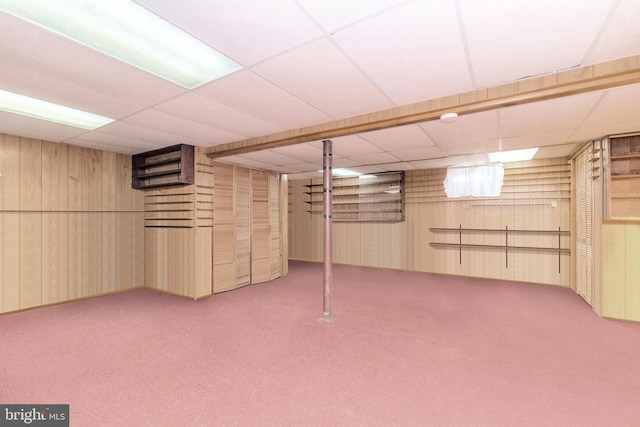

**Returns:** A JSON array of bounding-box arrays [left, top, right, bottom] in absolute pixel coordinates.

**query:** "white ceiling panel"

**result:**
[[0, 60, 143, 119], [0, 111, 88, 142], [310, 135, 384, 157], [500, 130, 575, 151], [333, 0, 472, 104], [360, 125, 435, 151], [155, 93, 284, 137], [195, 70, 332, 128], [252, 38, 394, 119], [392, 146, 447, 162], [580, 84, 640, 128], [269, 143, 324, 162], [95, 121, 203, 149], [67, 132, 165, 155], [346, 151, 401, 165], [297, 0, 405, 32], [137, 0, 322, 66], [585, 0, 640, 64], [420, 110, 499, 145], [570, 119, 640, 143], [441, 139, 501, 156], [461, 0, 616, 87], [123, 109, 244, 146], [231, 149, 300, 166], [500, 91, 603, 137], [0, 11, 187, 105]]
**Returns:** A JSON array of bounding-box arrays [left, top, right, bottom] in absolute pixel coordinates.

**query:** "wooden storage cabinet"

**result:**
[[132, 144, 194, 189], [608, 135, 640, 219]]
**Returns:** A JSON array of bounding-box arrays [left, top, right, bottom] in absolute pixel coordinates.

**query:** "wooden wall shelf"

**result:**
[[132, 144, 194, 189], [430, 226, 570, 272], [305, 171, 405, 222]]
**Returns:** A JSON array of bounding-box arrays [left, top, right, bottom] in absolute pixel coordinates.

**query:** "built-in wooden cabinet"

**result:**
[[607, 134, 640, 220]]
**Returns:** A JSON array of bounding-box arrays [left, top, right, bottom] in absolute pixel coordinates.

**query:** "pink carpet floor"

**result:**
[[2, 261, 640, 426]]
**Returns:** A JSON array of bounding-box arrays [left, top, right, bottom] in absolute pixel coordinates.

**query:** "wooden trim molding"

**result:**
[[206, 55, 640, 158]]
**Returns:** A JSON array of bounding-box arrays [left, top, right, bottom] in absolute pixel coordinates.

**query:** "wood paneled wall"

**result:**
[[601, 222, 640, 321], [289, 158, 571, 287], [144, 148, 213, 300], [0, 133, 144, 314]]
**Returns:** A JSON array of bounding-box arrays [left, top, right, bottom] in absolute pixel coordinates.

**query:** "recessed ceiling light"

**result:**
[[0, 89, 114, 130], [439, 112, 458, 123], [488, 147, 539, 163], [317, 168, 362, 177], [0, 0, 242, 89]]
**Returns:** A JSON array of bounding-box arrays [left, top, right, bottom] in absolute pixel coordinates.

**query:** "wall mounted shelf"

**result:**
[[430, 225, 570, 272], [305, 171, 405, 222]]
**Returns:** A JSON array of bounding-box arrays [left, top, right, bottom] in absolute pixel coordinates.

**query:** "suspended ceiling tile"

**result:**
[[137, 0, 321, 65], [333, 0, 472, 105], [0, 111, 88, 143], [461, 0, 616, 87], [155, 92, 284, 137], [269, 143, 324, 162], [581, 84, 640, 128], [0, 11, 187, 105], [67, 132, 164, 155], [233, 149, 300, 166], [252, 38, 394, 119], [392, 146, 447, 162], [196, 70, 332, 128], [441, 139, 501, 156], [377, 161, 417, 171], [347, 151, 401, 165], [96, 121, 202, 148], [420, 110, 499, 146], [218, 155, 280, 171], [499, 130, 574, 151], [297, 0, 405, 32], [332, 158, 361, 168], [584, 0, 640, 64], [535, 144, 583, 160], [570, 119, 640, 142], [0, 60, 143, 119], [279, 161, 320, 174], [499, 91, 603, 138], [123, 109, 243, 146], [411, 153, 489, 170], [310, 135, 384, 157], [360, 124, 435, 151]]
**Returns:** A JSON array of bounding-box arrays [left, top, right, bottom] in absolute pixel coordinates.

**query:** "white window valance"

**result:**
[[443, 163, 504, 198]]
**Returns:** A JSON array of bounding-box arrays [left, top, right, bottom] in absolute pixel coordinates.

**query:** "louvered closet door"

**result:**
[[576, 146, 594, 306]]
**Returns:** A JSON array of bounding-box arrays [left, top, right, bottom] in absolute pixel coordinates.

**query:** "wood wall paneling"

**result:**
[[0, 135, 20, 312]]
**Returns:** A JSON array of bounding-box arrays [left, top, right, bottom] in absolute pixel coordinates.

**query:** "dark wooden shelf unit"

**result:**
[[608, 134, 640, 219], [132, 144, 195, 189]]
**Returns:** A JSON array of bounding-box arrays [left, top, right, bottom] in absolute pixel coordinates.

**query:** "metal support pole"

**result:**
[[322, 139, 333, 322]]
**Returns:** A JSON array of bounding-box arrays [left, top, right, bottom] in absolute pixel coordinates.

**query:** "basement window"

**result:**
[[444, 163, 504, 198]]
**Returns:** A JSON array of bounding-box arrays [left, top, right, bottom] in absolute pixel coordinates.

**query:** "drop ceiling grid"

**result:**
[[0, 11, 187, 106], [584, 0, 640, 64], [460, 0, 617, 87], [121, 108, 246, 146], [296, 0, 407, 33], [195, 70, 333, 129], [136, 0, 322, 66], [331, 0, 473, 105], [0, 59, 143, 120], [251, 37, 394, 119], [359, 125, 436, 151], [153, 92, 284, 137]]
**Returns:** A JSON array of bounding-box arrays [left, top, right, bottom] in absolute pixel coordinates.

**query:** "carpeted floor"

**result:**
[[2, 261, 640, 426]]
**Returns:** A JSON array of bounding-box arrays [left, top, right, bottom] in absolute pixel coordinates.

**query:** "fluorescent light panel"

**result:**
[[316, 168, 363, 177], [0, 89, 114, 130], [0, 0, 242, 89], [488, 148, 538, 163]]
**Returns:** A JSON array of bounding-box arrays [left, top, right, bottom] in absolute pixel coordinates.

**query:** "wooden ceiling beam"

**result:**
[[206, 55, 640, 158]]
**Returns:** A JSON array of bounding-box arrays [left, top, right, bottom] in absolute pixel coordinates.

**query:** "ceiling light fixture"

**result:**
[[317, 168, 362, 177], [0, 0, 242, 89], [0, 89, 114, 130], [439, 112, 458, 123], [488, 147, 539, 163]]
